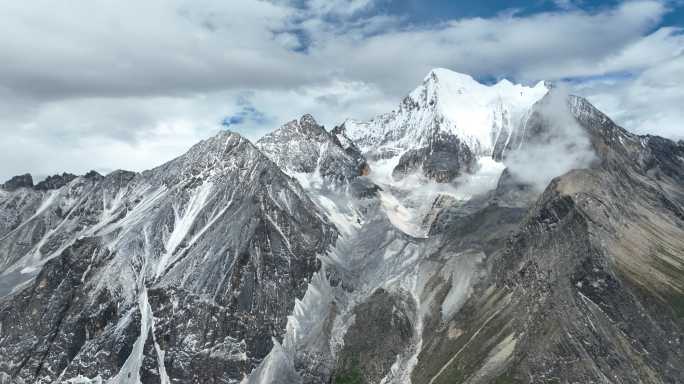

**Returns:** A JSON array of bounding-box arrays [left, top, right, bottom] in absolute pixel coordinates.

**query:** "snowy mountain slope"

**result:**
[[0, 131, 337, 383], [338, 68, 548, 158]]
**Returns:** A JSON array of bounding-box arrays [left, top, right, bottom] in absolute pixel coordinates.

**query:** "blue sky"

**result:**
[[379, 0, 596, 21], [385, 0, 681, 22], [0, 0, 682, 179], [368, 0, 684, 32]]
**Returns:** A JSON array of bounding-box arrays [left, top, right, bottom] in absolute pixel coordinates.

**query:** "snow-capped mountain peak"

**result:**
[[340, 68, 548, 158]]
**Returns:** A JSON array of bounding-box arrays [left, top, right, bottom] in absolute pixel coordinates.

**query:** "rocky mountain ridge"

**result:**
[[1, 68, 682, 384], [0, 131, 337, 383]]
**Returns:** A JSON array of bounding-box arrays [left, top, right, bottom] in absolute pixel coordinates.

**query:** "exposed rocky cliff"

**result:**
[[392, 132, 477, 183], [1, 174, 33, 191], [34, 173, 78, 191], [256, 114, 367, 186]]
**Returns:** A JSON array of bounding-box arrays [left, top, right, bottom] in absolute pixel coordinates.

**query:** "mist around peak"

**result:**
[[505, 86, 597, 191]]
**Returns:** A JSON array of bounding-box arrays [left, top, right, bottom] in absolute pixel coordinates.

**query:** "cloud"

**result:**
[[3, 1, 672, 99], [574, 51, 684, 140], [303, 0, 377, 18], [505, 87, 597, 191], [0, 0, 320, 100], [228, 79, 395, 139], [0, 0, 682, 180], [301, 0, 671, 93], [0, 109, 216, 183]]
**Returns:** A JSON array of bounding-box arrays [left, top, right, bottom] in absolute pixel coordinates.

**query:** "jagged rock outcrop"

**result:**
[[84, 170, 104, 180], [1, 173, 33, 191], [331, 124, 366, 169], [333, 289, 415, 384], [257, 114, 368, 185], [392, 132, 477, 182], [34, 172, 78, 190]]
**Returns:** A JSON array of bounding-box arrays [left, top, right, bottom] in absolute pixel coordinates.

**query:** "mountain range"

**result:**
[[0, 68, 682, 384]]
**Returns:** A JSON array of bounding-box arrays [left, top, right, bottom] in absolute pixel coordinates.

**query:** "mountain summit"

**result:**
[[339, 68, 548, 158]]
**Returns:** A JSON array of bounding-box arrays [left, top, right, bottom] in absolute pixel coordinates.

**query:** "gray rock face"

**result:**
[[489, 168, 539, 208], [34, 172, 78, 190], [0, 170, 130, 277], [257, 114, 368, 185], [334, 289, 415, 384], [1, 173, 33, 191], [0, 130, 337, 383], [392, 131, 477, 182], [330, 124, 366, 170], [84, 170, 104, 180]]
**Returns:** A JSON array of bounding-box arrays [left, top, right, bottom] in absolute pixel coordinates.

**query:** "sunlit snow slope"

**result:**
[[340, 68, 547, 158]]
